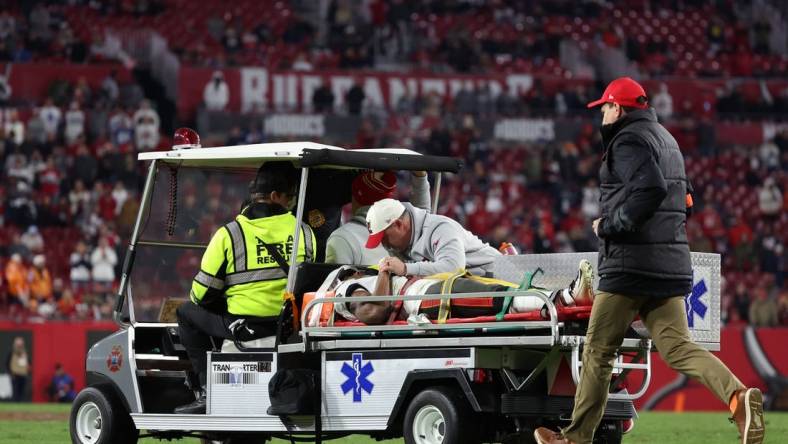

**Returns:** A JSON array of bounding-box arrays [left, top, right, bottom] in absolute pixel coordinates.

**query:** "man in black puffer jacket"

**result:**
[[535, 78, 764, 444]]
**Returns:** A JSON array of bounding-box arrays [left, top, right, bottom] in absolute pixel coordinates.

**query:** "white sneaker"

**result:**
[[563, 259, 595, 306]]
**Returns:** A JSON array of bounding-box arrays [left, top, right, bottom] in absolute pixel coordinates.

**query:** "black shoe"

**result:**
[[175, 393, 206, 414]]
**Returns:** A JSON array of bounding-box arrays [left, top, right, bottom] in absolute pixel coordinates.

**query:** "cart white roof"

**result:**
[[137, 142, 423, 168]]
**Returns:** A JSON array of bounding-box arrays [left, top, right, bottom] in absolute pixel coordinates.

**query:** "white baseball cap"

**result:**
[[365, 198, 405, 248]]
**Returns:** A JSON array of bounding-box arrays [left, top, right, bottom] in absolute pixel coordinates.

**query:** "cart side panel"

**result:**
[[86, 329, 143, 413], [322, 348, 474, 430]]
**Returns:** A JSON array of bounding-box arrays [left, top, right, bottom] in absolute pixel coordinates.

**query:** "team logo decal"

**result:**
[[106, 345, 123, 373], [340, 353, 374, 402], [685, 279, 708, 328], [308, 209, 326, 228]]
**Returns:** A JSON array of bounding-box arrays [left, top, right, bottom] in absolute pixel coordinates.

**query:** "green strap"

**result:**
[[496, 268, 544, 321]]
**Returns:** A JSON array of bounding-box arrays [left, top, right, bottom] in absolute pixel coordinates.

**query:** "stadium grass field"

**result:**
[[1, 402, 786, 443]]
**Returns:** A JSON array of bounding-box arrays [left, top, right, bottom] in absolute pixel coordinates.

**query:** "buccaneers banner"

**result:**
[[179, 66, 538, 119]]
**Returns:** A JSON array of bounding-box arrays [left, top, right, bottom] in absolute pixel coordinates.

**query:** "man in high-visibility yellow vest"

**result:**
[[175, 161, 316, 414]]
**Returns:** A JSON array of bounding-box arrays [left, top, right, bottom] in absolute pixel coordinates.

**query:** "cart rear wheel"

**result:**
[[403, 387, 475, 444], [69, 387, 138, 444]]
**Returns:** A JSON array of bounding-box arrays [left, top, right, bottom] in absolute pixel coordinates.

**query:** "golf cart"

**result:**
[[69, 140, 722, 444]]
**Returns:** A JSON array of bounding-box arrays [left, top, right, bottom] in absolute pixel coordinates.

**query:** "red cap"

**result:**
[[352, 171, 397, 206], [586, 77, 648, 109]]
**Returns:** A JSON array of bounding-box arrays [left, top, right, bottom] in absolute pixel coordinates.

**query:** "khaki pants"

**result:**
[[562, 291, 744, 444]]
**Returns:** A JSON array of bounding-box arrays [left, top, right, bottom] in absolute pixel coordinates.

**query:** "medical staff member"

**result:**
[[325, 170, 430, 265], [365, 198, 501, 277], [175, 162, 316, 414]]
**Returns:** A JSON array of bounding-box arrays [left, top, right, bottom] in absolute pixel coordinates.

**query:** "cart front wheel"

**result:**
[[69, 387, 138, 444]]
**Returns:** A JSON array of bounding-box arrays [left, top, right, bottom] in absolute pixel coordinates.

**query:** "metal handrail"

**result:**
[[569, 338, 653, 401]]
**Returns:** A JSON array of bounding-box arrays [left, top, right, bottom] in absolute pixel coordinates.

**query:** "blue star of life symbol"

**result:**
[[685, 279, 708, 328], [340, 353, 374, 402]]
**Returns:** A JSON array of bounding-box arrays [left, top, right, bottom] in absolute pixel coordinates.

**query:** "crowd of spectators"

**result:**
[[1, 1, 786, 79], [0, 68, 152, 321], [0, 0, 786, 327], [315, 0, 788, 79]]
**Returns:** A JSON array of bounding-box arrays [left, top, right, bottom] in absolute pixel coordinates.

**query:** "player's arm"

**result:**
[[352, 269, 393, 324]]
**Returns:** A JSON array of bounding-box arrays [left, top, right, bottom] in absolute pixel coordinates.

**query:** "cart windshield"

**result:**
[[128, 164, 255, 322]]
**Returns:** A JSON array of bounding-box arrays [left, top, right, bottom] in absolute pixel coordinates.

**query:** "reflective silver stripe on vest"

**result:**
[[194, 270, 224, 290], [225, 268, 287, 286], [300, 221, 314, 261], [226, 221, 246, 272]]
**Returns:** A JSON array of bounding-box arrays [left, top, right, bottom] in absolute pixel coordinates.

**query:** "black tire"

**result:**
[[403, 387, 476, 444], [69, 386, 139, 444]]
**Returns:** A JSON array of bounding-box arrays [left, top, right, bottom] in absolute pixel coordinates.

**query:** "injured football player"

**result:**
[[318, 260, 595, 325]]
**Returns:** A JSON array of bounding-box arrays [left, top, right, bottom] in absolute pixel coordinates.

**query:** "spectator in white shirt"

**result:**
[[651, 83, 674, 122], [3, 109, 25, 146], [69, 241, 92, 291], [758, 138, 780, 171], [133, 99, 161, 150], [7, 154, 34, 184], [91, 237, 117, 290], [20, 225, 44, 254], [758, 177, 783, 219], [89, 29, 134, 67], [68, 179, 91, 218], [292, 52, 313, 71], [64, 101, 86, 145], [111, 182, 129, 215], [39, 98, 62, 141], [203, 71, 229, 111]]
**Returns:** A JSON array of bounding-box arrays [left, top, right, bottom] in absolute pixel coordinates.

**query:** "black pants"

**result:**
[[11, 375, 27, 402], [176, 303, 277, 386]]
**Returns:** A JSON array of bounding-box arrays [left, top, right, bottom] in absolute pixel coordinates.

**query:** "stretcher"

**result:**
[[299, 252, 720, 349]]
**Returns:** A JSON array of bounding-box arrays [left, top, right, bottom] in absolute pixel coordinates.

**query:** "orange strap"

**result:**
[[686, 193, 694, 208]]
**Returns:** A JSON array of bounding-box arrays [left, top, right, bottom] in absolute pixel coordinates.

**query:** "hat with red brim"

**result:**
[[587, 77, 648, 109], [365, 198, 405, 249]]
